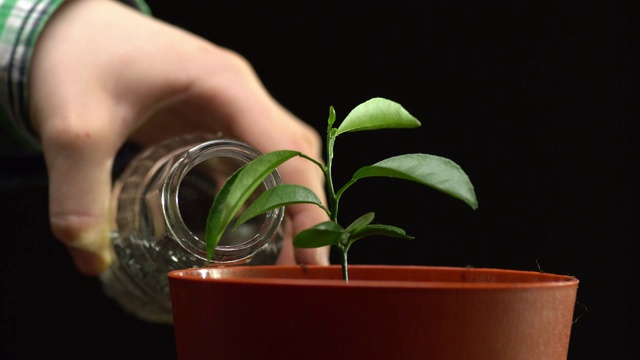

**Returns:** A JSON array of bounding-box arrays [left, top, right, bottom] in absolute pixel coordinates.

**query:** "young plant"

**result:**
[[204, 97, 478, 281]]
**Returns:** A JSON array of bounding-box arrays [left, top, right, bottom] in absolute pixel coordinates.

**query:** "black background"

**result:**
[[1, 0, 632, 359]]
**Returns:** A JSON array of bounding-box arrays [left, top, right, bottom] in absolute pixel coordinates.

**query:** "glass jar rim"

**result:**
[[162, 138, 284, 263]]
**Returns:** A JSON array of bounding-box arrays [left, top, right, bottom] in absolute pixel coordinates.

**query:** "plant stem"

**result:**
[[340, 246, 349, 282], [328, 129, 350, 281], [325, 132, 339, 222]]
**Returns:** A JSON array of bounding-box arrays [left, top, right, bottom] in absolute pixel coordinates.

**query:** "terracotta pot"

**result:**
[[168, 265, 578, 360]]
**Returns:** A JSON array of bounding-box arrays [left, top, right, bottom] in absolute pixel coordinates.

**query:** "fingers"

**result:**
[[40, 124, 118, 275], [275, 214, 330, 266], [175, 61, 332, 265], [116, 40, 333, 264], [27, 0, 331, 273], [289, 207, 331, 265], [27, 0, 127, 275], [27, 0, 193, 275], [278, 158, 331, 266]]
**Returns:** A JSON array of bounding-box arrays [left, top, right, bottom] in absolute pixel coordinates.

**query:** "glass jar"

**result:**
[[100, 133, 285, 324]]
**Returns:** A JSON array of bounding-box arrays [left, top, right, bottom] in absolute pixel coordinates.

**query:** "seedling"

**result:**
[[204, 97, 478, 281]]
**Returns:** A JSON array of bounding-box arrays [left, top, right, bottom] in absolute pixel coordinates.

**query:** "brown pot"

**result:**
[[168, 265, 578, 360]]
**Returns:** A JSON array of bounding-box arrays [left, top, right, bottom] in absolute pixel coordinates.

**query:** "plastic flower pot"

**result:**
[[168, 265, 578, 360]]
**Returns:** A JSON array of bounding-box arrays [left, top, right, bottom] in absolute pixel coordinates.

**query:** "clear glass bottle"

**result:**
[[100, 133, 285, 324]]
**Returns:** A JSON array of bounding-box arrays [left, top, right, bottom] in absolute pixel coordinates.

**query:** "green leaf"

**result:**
[[345, 212, 375, 233], [352, 153, 478, 210], [348, 224, 414, 243], [293, 221, 347, 248], [204, 170, 240, 259], [335, 97, 421, 135], [205, 150, 301, 260], [235, 184, 328, 229]]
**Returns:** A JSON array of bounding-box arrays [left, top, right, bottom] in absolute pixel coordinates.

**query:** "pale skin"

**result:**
[[28, 0, 329, 275]]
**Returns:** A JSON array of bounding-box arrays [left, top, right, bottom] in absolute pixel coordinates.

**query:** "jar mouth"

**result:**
[[162, 139, 284, 263]]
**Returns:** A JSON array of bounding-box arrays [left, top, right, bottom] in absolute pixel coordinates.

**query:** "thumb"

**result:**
[[41, 128, 118, 276]]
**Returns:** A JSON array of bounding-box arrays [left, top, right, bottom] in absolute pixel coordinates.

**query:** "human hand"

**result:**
[[29, 0, 329, 275]]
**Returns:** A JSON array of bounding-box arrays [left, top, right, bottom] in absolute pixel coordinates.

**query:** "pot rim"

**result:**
[[167, 264, 578, 290]]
